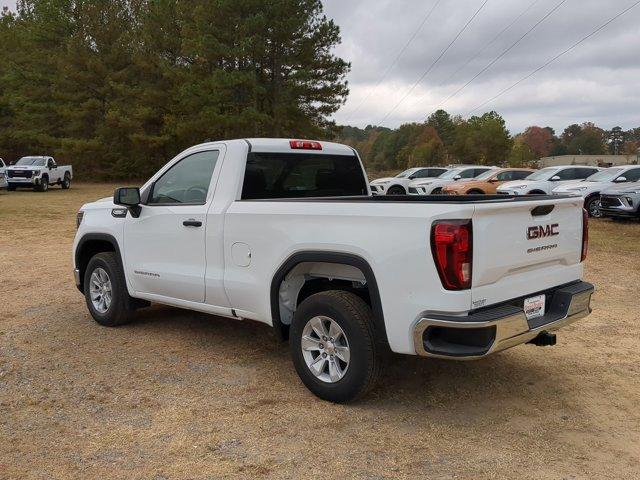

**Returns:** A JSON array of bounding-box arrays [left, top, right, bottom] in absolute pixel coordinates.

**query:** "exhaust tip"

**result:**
[[528, 331, 556, 347]]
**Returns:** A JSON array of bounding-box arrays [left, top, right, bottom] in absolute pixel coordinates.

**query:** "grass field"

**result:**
[[1, 183, 640, 479]]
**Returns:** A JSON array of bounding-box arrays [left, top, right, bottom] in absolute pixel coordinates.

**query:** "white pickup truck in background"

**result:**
[[0, 158, 7, 189], [72, 138, 594, 402], [6, 156, 73, 192]]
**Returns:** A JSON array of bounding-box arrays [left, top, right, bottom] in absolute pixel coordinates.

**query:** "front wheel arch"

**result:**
[[75, 233, 122, 294]]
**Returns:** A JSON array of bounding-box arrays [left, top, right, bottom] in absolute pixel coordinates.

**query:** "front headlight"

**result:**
[[515, 185, 528, 189], [32, 170, 40, 176], [76, 211, 84, 229]]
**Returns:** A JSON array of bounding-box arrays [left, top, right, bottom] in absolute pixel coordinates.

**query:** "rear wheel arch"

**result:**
[[467, 189, 485, 194], [528, 189, 546, 195], [270, 251, 387, 345]]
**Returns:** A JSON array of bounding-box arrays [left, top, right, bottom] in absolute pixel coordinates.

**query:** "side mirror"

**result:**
[[614, 176, 627, 183], [113, 187, 141, 217], [453, 175, 462, 181], [550, 175, 561, 181], [488, 178, 499, 183]]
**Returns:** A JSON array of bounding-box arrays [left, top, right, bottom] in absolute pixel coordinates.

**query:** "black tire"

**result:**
[[386, 185, 405, 195], [528, 190, 545, 195], [585, 195, 602, 218], [432, 187, 443, 194], [83, 252, 135, 327], [7, 186, 15, 191], [290, 290, 381, 403], [35, 175, 49, 192], [468, 189, 485, 194], [61, 172, 71, 189]]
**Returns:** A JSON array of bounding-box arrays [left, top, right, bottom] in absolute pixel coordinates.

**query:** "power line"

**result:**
[[343, 0, 443, 123], [467, 0, 640, 115], [418, 0, 541, 111], [437, 0, 567, 110], [376, 0, 490, 126]]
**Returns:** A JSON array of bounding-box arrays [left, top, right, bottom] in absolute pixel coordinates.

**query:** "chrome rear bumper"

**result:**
[[413, 281, 594, 359]]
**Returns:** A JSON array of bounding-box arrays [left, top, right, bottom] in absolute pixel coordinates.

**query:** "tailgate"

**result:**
[[471, 196, 584, 308]]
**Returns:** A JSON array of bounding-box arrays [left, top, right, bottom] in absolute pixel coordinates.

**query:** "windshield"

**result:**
[[438, 168, 463, 180], [474, 170, 497, 181], [526, 167, 560, 181], [585, 168, 624, 182], [395, 168, 419, 178], [16, 157, 46, 166]]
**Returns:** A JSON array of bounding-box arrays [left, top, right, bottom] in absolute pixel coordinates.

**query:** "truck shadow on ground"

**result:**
[[126, 304, 570, 413]]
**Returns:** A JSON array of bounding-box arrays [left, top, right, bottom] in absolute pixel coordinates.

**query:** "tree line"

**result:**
[[336, 110, 640, 172], [0, 0, 349, 179]]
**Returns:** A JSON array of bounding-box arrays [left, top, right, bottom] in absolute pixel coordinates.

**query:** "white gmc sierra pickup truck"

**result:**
[[6, 156, 73, 192], [72, 138, 593, 402]]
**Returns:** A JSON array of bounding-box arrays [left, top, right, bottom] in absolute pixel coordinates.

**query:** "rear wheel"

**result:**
[[585, 195, 602, 218], [61, 172, 71, 189], [290, 290, 381, 403], [386, 185, 405, 195], [84, 252, 135, 327]]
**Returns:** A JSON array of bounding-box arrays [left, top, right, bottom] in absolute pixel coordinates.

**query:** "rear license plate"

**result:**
[[524, 294, 545, 320]]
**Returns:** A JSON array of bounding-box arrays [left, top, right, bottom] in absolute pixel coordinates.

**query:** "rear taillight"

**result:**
[[289, 139, 322, 150], [581, 208, 588, 262], [431, 220, 473, 290]]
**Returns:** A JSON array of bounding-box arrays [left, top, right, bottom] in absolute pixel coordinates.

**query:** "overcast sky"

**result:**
[[2, 0, 639, 133]]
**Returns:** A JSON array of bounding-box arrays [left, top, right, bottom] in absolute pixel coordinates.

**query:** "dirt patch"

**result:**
[[1, 184, 639, 479]]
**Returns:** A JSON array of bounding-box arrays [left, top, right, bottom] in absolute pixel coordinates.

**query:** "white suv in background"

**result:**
[[408, 166, 496, 194], [497, 165, 601, 196], [370, 167, 449, 195], [551, 165, 640, 217]]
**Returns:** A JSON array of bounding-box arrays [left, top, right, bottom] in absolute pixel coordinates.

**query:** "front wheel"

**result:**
[[290, 290, 381, 403], [386, 185, 405, 195], [84, 252, 135, 327], [35, 176, 49, 192], [585, 195, 602, 218]]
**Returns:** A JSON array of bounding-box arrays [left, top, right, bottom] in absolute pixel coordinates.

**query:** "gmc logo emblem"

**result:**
[[527, 223, 559, 240]]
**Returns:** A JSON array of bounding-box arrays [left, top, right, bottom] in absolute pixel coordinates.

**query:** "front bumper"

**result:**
[[7, 178, 40, 187], [413, 281, 594, 359], [599, 195, 638, 217]]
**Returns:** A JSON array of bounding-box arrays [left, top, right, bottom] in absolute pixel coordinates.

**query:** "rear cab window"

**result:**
[[241, 152, 368, 199]]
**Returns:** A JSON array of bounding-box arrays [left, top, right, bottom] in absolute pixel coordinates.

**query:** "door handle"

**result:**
[[183, 219, 203, 227]]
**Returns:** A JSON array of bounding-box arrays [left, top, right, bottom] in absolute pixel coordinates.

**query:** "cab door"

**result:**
[[123, 148, 223, 303]]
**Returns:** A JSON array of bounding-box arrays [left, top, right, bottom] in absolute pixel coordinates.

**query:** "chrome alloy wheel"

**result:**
[[89, 267, 112, 314], [589, 199, 603, 218], [301, 316, 350, 383]]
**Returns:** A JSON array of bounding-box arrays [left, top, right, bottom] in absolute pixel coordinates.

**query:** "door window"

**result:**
[[621, 168, 640, 182], [510, 170, 532, 180], [495, 171, 513, 181], [148, 150, 219, 205], [555, 168, 578, 180], [411, 169, 432, 179]]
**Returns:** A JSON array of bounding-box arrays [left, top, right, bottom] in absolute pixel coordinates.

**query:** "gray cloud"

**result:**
[[323, 0, 640, 132]]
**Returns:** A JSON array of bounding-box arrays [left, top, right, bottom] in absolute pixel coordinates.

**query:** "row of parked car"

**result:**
[[370, 164, 640, 218], [0, 156, 73, 192]]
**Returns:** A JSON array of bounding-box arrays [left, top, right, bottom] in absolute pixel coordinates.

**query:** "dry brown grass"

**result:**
[[1, 183, 640, 479]]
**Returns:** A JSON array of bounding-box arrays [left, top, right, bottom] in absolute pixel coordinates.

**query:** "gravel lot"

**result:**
[[1, 184, 639, 479]]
